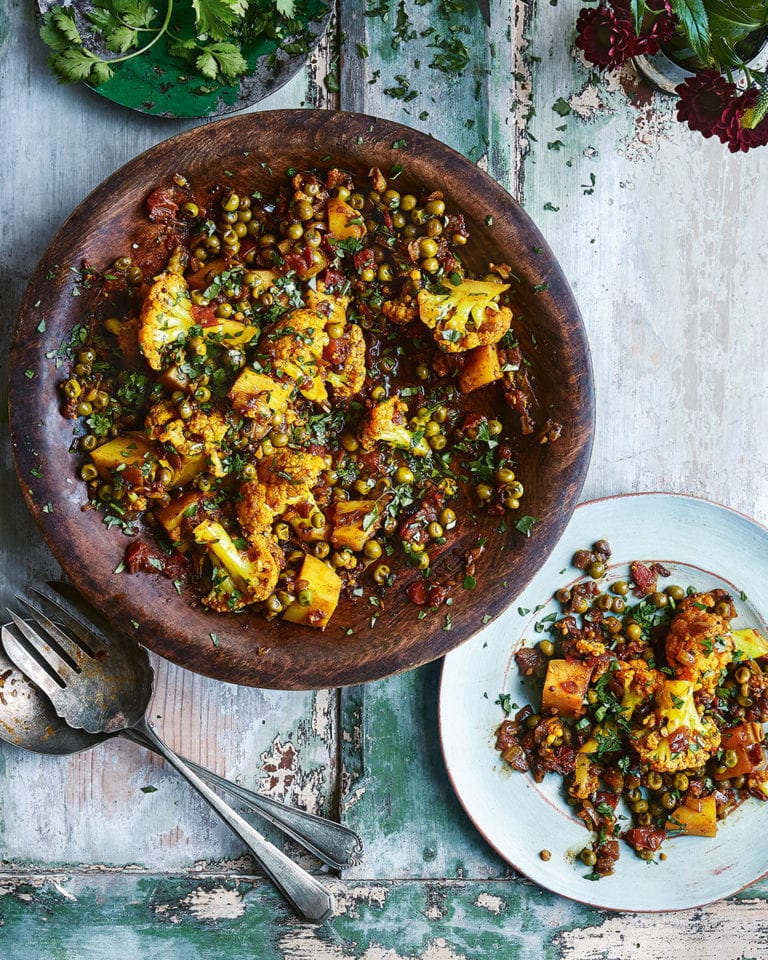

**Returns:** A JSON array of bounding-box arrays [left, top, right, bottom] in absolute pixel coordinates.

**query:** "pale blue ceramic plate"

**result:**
[[439, 492, 768, 911]]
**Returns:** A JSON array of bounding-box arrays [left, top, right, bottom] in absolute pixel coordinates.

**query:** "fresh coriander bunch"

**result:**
[[40, 0, 306, 86], [574, 0, 768, 151]]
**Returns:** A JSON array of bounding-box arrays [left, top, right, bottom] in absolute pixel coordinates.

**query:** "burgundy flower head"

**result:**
[[575, 2, 639, 70], [718, 87, 768, 153], [675, 70, 737, 138], [576, 1, 676, 69]]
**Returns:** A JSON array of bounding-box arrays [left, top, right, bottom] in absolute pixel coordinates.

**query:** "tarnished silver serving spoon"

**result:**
[[0, 611, 361, 873]]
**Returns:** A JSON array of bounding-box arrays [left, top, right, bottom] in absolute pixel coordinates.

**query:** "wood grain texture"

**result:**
[[10, 109, 593, 689]]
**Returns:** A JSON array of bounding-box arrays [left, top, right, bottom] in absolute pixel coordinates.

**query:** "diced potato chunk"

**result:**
[[327, 197, 367, 240], [733, 628, 768, 661], [713, 722, 766, 780], [90, 433, 155, 479], [163, 452, 209, 488], [541, 660, 593, 718], [459, 344, 503, 393], [283, 554, 342, 630], [155, 491, 206, 547], [228, 368, 294, 422], [331, 500, 381, 552], [666, 795, 717, 837]]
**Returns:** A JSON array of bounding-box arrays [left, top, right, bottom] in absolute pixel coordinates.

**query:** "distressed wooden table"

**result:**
[[2, 1, 768, 957]]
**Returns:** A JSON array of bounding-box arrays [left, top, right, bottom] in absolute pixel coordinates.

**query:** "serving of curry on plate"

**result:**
[[56, 164, 559, 630]]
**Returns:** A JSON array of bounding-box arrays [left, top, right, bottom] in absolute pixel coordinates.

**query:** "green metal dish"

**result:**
[[36, 0, 330, 118]]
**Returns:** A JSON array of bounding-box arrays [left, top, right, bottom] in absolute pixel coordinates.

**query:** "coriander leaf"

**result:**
[[196, 41, 248, 79], [276, 0, 296, 15], [117, 0, 158, 29], [106, 24, 140, 53], [193, 0, 248, 42], [50, 48, 108, 84], [552, 97, 571, 116], [515, 515, 538, 537], [49, 7, 83, 46]]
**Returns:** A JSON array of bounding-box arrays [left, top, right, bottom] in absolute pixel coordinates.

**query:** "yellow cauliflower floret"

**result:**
[[193, 520, 281, 611], [326, 323, 367, 399], [417, 279, 512, 353], [359, 397, 428, 455], [145, 400, 230, 477], [237, 449, 326, 539], [138, 272, 257, 371], [381, 295, 418, 325], [138, 273, 195, 371], [305, 287, 350, 327], [630, 679, 721, 773], [665, 592, 735, 692], [262, 308, 329, 403]]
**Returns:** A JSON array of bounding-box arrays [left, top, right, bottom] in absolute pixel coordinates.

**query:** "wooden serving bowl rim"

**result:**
[[9, 109, 594, 689]]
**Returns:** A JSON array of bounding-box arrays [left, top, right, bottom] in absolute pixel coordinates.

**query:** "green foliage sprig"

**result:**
[[39, 0, 307, 86]]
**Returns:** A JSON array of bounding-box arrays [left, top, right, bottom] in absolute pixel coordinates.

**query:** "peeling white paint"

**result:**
[[475, 891, 505, 915], [182, 885, 245, 921], [568, 84, 607, 119], [556, 899, 768, 960], [48, 879, 77, 902], [279, 929, 468, 960]]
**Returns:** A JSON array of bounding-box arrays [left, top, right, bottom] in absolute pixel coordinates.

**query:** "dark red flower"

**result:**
[[575, 3, 639, 70], [675, 70, 737, 138], [718, 86, 768, 152], [634, 4, 676, 57]]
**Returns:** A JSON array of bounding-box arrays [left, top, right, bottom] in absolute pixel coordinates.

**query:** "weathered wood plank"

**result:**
[[339, 0, 516, 186], [2, 874, 768, 958], [341, 664, 508, 880], [521, 2, 768, 524]]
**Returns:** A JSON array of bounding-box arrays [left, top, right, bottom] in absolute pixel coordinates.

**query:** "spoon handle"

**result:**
[[122, 728, 361, 869], [133, 718, 335, 923]]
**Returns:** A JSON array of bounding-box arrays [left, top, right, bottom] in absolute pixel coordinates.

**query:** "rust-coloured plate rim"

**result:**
[[9, 109, 594, 689]]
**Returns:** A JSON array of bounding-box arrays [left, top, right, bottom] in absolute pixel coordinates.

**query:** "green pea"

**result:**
[[579, 848, 597, 867], [364, 540, 383, 560], [395, 466, 414, 485], [439, 508, 456, 528], [222, 193, 240, 212]]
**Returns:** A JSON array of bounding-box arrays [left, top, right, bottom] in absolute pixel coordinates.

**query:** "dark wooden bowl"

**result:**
[[9, 110, 594, 689]]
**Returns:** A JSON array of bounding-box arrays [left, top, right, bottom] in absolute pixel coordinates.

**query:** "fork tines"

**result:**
[[32, 584, 110, 659]]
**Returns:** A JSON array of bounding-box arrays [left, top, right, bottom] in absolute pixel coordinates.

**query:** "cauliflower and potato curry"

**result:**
[[497, 541, 768, 877], [60, 166, 554, 629]]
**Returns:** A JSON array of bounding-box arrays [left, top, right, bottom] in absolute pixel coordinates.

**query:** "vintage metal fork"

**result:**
[[2, 591, 337, 923]]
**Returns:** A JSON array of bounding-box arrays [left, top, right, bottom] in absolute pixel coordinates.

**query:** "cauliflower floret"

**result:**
[[631, 679, 721, 773], [261, 308, 330, 403], [417, 279, 512, 353], [381, 295, 418, 325], [617, 658, 661, 718], [305, 287, 350, 327], [138, 272, 195, 371], [193, 519, 281, 611], [359, 397, 429, 456], [145, 400, 230, 477], [665, 592, 735, 692], [326, 323, 367, 399], [237, 449, 326, 539], [138, 272, 257, 371]]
